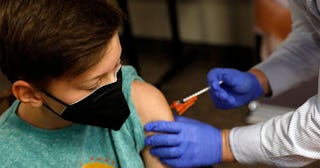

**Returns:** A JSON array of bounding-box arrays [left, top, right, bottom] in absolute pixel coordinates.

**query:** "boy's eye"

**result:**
[[85, 85, 98, 91], [85, 80, 101, 91], [86, 86, 97, 91]]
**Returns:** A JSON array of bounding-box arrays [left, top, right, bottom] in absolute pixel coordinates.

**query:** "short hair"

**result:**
[[0, 0, 123, 88]]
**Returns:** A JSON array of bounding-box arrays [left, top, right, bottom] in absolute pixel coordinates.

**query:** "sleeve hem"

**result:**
[[229, 124, 269, 164]]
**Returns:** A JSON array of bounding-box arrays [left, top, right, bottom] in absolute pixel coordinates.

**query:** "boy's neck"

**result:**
[[17, 102, 73, 130]]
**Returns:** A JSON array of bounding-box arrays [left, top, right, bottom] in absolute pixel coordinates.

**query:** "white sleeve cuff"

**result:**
[[229, 123, 269, 164]]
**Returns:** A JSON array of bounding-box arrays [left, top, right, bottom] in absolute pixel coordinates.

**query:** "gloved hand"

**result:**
[[144, 116, 222, 168], [207, 68, 264, 109]]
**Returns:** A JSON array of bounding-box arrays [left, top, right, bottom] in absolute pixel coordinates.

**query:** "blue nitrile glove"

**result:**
[[145, 116, 222, 168], [207, 68, 264, 109]]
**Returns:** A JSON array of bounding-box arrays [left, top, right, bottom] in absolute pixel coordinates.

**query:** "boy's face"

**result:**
[[43, 33, 122, 109]]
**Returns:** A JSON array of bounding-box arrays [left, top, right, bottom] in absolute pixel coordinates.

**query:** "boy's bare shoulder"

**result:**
[[131, 80, 174, 126]]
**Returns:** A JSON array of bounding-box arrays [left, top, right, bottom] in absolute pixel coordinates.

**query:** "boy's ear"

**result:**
[[12, 80, 43, 107]]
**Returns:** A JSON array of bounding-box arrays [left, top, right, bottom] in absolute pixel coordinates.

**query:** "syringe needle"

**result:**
[[182, 86, 210, 103], [181, 80, 223, 103]]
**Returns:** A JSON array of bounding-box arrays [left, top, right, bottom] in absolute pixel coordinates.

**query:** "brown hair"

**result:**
[[0, 0, 123, 88]]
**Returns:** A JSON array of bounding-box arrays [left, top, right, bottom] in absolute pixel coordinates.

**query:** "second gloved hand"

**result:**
[[207, 68, 264, 109], [145, 116, 222, 168]]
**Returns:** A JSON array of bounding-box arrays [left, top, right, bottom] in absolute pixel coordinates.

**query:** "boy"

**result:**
[[0, 0, 173, 167]]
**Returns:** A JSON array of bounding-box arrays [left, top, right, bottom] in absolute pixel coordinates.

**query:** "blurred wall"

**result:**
[[127, 0, 254, 46], [0, 72, 10, 92]]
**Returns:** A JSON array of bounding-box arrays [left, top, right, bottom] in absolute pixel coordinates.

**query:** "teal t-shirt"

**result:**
[[0, 66, 145, 168]]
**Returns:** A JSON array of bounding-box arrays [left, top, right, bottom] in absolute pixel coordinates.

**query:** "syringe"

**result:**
[[171, 81, 222, 115], [180, 86, 211, 103]]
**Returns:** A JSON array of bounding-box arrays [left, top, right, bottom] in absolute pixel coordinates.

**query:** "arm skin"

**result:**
[[249, 68, 271, 96], [222, 129, 236, 162], [131, 80, 174, 168]]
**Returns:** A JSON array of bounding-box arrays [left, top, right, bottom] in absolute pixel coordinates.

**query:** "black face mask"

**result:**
[[43, 69, 130, 130]]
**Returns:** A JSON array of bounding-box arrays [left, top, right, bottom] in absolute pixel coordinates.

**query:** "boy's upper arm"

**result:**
[[131, 80, 173, 168]]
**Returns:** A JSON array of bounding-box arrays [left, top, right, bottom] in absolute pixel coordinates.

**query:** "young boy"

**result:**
[[0, 0, 173, 167]]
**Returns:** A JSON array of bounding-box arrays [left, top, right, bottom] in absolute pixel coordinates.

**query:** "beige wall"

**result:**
[[127, 0, 254, 46]]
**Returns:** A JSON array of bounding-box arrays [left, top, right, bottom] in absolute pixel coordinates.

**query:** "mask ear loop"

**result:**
[[41, 89, 69, 106], [41, 89, 69, 116], [42, 103, 64, 116]]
